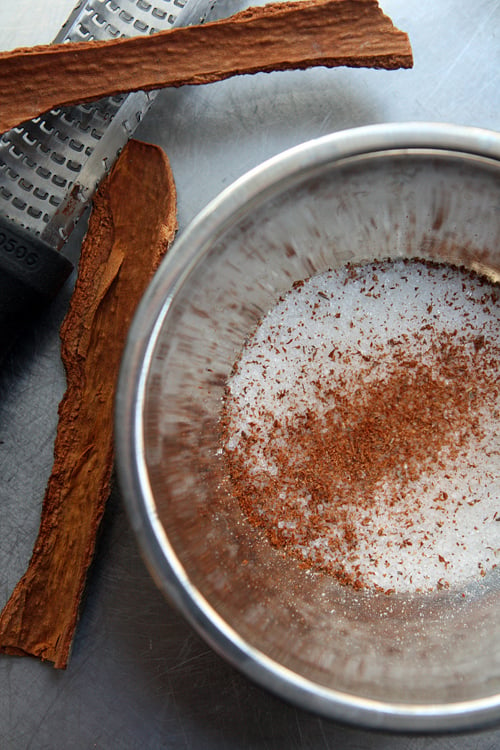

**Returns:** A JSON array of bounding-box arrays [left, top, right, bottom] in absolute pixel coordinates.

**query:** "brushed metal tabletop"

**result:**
[[0, 1, 499, 747]]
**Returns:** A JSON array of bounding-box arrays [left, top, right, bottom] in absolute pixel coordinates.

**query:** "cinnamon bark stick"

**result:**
[[0, 139, 177, 668], [0, 0, 412, 134]]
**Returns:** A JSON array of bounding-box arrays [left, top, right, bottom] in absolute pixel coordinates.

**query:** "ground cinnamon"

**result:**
[[0, 139, 177, 667], [222, 260, 500, 593], [0, 0, 413, 135]]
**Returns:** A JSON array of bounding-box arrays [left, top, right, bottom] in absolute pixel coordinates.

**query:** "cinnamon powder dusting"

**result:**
[[221, 259, 500, 593]]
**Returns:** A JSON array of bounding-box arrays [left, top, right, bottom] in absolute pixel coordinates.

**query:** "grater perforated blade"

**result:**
[[0, 0, 216, 359], [0, 0, 216, 249]]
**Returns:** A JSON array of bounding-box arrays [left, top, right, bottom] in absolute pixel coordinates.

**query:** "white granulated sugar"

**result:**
[[223, 259, 500, 593]]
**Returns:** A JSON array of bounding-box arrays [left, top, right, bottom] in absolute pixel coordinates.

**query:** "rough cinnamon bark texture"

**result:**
[[0, 140, 177, 668], [0, 0, 412, 134]]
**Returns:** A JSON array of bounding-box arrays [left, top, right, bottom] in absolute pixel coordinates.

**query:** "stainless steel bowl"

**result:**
[[115, 123, 500, 732]]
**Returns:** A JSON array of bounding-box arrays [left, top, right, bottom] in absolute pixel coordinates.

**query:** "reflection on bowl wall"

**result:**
[[115, 123, 500, 732]]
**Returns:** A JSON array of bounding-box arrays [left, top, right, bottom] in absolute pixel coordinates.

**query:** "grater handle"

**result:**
[[0, 216, 73, 360]]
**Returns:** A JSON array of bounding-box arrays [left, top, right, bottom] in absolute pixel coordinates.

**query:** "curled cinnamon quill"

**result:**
[[0, 0, 413, 134], [0, 140, 177, 668]]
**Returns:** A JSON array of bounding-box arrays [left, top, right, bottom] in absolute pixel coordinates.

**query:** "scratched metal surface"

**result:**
[[0, 0, 499, 747]]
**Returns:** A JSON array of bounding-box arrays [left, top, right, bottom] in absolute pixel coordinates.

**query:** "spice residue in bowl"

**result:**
[[221, 259, 500, 593]]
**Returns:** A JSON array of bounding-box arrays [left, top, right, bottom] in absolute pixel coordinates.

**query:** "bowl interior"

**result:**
[[137, 146, 500, 724]]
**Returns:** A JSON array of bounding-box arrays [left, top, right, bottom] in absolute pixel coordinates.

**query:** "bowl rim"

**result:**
[[115, 122, 500, 733]]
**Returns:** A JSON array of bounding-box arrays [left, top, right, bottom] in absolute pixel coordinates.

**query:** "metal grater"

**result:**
[[0, 0, 216, 358], [0, 0, 215, 250]]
